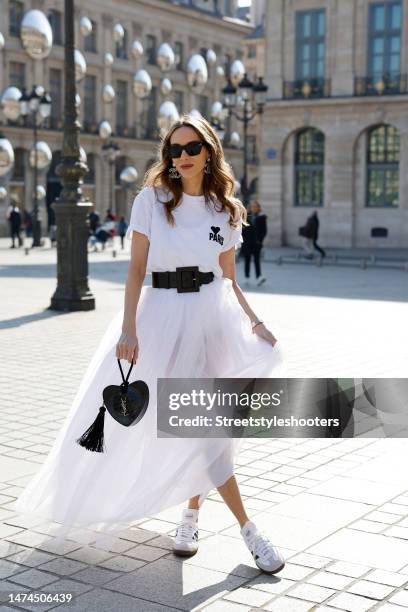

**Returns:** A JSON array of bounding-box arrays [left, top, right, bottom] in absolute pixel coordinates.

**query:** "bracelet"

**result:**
[[251, 320, 264, 329]]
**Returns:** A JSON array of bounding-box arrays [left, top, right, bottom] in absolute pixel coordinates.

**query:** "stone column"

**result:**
[[331, 0, 355, 96]]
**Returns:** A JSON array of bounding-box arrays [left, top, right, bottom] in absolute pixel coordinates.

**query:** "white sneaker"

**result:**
[[256, 276, 267, 286], [241, 520, 285, 574], [173, 508, 199, 557]]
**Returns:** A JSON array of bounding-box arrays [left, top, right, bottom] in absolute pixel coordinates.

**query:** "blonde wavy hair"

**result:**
[[142, 113, 248, 229]]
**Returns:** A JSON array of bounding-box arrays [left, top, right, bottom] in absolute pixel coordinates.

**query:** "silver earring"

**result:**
[[169, 163, 181, 179], [204, 158, 211, 174]]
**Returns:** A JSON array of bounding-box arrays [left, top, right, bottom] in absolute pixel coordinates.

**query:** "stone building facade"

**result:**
[[0, 0, 251, 236], [260, 0, 408, 248]]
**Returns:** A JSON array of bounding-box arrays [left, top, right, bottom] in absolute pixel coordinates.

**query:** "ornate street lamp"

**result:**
[[220, 73, 268, 206], [19, 85, 52, 247], [49, 0, 95, 311], [101, 139, 121, 218]]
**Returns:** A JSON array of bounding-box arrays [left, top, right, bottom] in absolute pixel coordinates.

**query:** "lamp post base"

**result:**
[[49, 199, 95, 312]]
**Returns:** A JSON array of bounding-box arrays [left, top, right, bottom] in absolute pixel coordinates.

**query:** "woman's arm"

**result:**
[[219, 248, 277, 347], [116, 231, 149, 363]]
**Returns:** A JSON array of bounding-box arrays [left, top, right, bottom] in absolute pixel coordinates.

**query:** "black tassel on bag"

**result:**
[[75, 358, 149, 454], [76, 405, 106, 453]]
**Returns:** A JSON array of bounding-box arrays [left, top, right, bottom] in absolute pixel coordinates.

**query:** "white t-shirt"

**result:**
[[126, 185, 243, 279]]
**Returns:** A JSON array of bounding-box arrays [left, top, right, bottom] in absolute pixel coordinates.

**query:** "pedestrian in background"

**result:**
[[117, 215, 129, 249], [48, 204, 57, 247], [6, 200, 23, 248], [300, 211, 326, 259], [241, 199, 267, 286]]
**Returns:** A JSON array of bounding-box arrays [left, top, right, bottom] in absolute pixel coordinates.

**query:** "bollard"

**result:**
[[112, 249, 117, 258], [370, 255, 376, 265], [361, 258, 367, 270], [277, 256, 282, 265]]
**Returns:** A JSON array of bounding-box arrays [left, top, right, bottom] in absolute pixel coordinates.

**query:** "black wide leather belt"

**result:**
[[151, 266, 214, 293]]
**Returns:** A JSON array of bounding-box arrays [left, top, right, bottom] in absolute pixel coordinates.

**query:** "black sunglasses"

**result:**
[[166, 140, 204, 159]]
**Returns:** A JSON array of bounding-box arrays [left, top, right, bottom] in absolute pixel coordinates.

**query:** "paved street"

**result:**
[[1, 237, 408, 612]]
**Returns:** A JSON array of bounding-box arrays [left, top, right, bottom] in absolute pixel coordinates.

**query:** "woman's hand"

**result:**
[[116, 328, 139, 364], [253, 323, 277, 347]]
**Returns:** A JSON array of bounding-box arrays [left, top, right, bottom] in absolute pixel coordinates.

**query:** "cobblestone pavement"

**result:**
[[1, 237, 408, 611]]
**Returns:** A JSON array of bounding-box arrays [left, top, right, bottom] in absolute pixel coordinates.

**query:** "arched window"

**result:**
[[367, 124, 399, 207], [295, 128, 324, 206]]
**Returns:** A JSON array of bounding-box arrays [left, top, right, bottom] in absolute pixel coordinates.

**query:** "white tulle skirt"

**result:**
[[13, 277, 287, 541]]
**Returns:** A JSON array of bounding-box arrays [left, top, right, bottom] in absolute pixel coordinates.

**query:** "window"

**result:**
[[295, 128, 325, 206], [84, 20, 97, 53], [367, 124, 399, 206], [247, 44, 257, 59], [84, 153, 95, 184], [146, 34, 156, 65], [368, 2, 402, 81], [47, 9, 63, 45], [9, 61, 25, 89], [197, 94, 208, 118], [174, 41, 183, 70], [224, 53, 232, 78], [49, 68, 63, 127], [144, 85, 157, 138], [9, 0, 23, 37], [84, 75, 97, 126], [13, 148, 25, 180], [116, 80, 128, 133], [174, 91, 184, 114], [115, 27, 128, 59], [295, 9, 326, 80]]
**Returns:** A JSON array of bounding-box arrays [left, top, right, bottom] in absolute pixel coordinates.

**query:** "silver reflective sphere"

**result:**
[[0, 186, 7, 200], [99, 120, 112, 140], [157, 101, 180, 133], [20, 10, 53, 60], [102, 84, 115, 103], [0, 138, 14, 177], [157, 42, 175, 72], [1, 86, 22, 121], [133, 69, 152, 99], [186, 54, 208, 93], [160, 77, 172, 96], [0, 33, 5, 51], [80, 16, 92, 37], [104, 52, 114, 66], [113, 23, 124, 42], [29, 141, 52, 170], [75, 49, 87, 82], [131, 40, 143, 60], [230, 131, 240, 146], [230, 59, 245, 87], [79, 147, 87, 164], [35, 84, 45, 97], [210, 100, 223, 120], [216, 65, 225, 79], [36, 185, 46, 200], [206, 48, 217, 65], [120, 166, 138, 188], [189, 109, 202, 119]]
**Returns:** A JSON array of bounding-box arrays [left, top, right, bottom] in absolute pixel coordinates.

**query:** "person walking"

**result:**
[[7, 202, 23, 248], [241, 200, 267, 286], [14, 115, 286, 575], [302, 211, 326, 258], [117, 215, 129, 249]]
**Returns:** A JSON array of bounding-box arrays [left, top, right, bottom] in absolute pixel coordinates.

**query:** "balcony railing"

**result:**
[[354, 74, 407, 96], [283, 78, 331, 100]]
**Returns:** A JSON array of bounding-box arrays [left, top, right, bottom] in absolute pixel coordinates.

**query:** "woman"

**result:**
[[14, 115, 286, 575], [241, 199, 267, 286]]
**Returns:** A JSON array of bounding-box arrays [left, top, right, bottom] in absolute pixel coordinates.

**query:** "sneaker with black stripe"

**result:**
[[241, 520, 285, 574], [173, 508, 199, 557]]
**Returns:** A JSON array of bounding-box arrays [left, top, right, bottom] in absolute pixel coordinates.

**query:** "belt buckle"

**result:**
[[175, 266, 200, 293]]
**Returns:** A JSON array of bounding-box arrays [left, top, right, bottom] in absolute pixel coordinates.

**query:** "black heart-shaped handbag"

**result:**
[[76, 358, 149, 453]]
